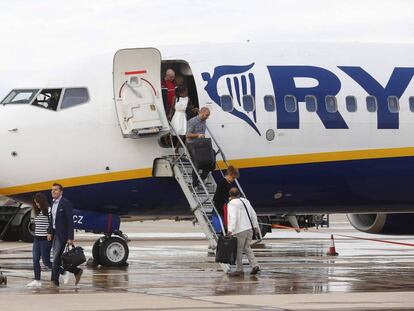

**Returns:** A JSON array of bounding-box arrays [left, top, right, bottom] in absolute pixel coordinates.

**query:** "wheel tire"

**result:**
[[18, 213, 34, 243], [1, 228, 20, 241], [99, 237, 129, 267], [92, 239, 102, 265]]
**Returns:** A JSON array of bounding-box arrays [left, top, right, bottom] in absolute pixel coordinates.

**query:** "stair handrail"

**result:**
[[206, 125, 247, 199], [168, 123, 226, 235], [206, 125, 263, 242]]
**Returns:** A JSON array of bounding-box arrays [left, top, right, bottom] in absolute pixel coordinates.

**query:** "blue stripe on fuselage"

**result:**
[[12, 156, 414, 216]]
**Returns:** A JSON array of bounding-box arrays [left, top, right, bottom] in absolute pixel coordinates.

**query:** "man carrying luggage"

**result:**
[[186, 107, 214, 188], [48, 183, 83, 287], [227, 187, 260, 276]]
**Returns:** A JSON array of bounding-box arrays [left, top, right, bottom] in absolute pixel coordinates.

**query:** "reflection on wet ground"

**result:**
[[2, 229, 414, 300]]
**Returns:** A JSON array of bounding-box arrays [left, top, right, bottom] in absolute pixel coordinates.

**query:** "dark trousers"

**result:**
[[51, 236, 80, 285], [32, 237, 52, 280], [192, 160, 216, 187], [33, 237, 64, 280], [192, 165, 212, 187]]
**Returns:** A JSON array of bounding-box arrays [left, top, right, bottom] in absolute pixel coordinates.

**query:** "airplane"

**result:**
[[1, 42, 414, 266]]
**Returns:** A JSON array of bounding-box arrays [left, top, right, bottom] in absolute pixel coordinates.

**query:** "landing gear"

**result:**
[[18, 213, 34, 243], [257, 216, 272, 238], [92, 239, 102, 265], [1, 228, 20, 241], [100, 237, 129, 266], [91, 232, 129, 267]]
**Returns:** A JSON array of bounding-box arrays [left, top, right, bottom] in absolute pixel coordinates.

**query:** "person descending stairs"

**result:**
[[153, 122, 262, 273]]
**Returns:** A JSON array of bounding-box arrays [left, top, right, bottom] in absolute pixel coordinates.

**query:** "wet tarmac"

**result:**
[[1, 215, 414, 310]]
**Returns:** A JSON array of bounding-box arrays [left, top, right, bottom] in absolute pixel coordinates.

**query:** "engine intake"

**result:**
[[347, 213, 414, 235]]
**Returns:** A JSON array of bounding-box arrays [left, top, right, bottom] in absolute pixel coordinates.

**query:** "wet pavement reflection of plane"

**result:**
[[2, 215, 414, 311]]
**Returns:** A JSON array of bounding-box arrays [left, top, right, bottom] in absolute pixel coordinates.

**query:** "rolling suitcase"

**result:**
[[187, 138, 215, 168], [215, 235, 237, 264]]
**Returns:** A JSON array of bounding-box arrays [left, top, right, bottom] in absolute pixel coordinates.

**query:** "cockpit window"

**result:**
[[60, 88, 89, 109], [2, 87, 89, 111], [1, 89, 39, 105], [32, 89, 62, 111]]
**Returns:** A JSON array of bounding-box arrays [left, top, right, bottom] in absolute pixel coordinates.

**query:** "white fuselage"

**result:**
[[1, 42, 414, 215]]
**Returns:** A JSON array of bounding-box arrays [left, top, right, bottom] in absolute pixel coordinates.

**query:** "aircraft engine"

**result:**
[[347, 213, 414, 234]]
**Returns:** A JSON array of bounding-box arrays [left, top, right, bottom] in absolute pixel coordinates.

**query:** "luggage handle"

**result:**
[[65, 243, 76, 251]]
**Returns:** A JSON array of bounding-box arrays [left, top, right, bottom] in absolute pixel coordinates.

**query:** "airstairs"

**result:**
[[153, 124, 261, 273]]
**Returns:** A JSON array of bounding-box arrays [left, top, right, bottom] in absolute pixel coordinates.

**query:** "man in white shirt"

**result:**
[[227, 187, 260, 276]]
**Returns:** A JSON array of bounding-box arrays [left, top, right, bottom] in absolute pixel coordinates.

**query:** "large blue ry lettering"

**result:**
[[267, 66, 348, 129], [339, 67, 414, 129]]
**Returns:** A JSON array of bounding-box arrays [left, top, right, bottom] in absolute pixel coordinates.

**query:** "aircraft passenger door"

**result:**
[[113, 48, 169, 138]]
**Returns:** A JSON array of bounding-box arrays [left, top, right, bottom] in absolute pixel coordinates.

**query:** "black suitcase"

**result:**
[[61, 245, 86, 270], [187, 138, 215, 168], [215, 236, 237, 264]]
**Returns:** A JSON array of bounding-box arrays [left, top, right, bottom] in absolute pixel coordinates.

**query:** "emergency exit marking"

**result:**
[[125, 70, 147, 75]]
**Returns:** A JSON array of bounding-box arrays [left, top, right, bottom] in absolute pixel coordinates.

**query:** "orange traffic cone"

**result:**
[[327, 234, 338, 256]]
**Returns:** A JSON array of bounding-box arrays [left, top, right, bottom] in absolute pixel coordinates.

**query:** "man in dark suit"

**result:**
[[48, 183, 82, 287]]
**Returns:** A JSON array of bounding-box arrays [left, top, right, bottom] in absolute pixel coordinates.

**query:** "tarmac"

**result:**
[[1, 214, 414, 310]]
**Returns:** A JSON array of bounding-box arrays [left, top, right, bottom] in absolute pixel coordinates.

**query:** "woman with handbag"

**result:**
[[27, 193, 67, 287]]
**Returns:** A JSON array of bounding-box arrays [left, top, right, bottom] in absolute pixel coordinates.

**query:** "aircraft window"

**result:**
[[325, 96, 338, 113], [284, 95, 297, 113], [387, 96, 399, 113], [32, 89, 62, 111], [60, 88, 90, 109], [264, 95, 275, 112], [305, 95, 317, 112], [366, 96, 377, 112], [346, 96, 357, 112], [1, 89, 39, 105], [410, 97, 414, 112], [220, 95, 233, 112], [242, 95, 255, 112]]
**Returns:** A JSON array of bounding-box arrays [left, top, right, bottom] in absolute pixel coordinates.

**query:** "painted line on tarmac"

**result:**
[[271, 224, 414, 248]]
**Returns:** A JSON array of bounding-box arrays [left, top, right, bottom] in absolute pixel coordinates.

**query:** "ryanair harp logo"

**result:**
[[202, 63, 261, 135]]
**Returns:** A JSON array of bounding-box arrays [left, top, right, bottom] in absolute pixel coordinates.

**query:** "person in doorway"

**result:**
[[227, 187, 260, 276], [27, 193, 67, 287], [161, 69, 176, 116], [186, 107, 213, 188], [174, 74, 185, 88], [170, 86, 189, 154], [213, 165, 240, 231], [48, 183, 83, 287]]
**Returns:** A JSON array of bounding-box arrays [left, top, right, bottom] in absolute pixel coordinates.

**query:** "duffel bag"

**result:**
[[61, 244, 86, 270]]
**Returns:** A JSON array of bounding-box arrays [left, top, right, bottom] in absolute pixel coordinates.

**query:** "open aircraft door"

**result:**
[[113, 48, 169, 138]]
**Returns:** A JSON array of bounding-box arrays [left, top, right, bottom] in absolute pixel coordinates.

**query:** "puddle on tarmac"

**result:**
[[2, 231, 414, 297]]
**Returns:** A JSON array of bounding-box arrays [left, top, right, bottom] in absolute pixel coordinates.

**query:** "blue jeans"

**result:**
[[51, 236, 81, 286], [32, 237, 64, 280]]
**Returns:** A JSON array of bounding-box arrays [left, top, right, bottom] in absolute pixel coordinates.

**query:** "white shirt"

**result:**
[[227, 197, 259, 235], [51, 196, 62, 229]]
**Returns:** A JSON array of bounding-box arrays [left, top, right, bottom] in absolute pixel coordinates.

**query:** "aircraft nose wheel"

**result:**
[[97, 236, 129, 267]]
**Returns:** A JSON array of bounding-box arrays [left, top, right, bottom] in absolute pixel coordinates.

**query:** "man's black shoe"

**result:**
[[250, 266, 260, 275]]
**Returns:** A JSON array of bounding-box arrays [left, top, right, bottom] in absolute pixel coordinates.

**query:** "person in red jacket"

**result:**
[[161, 68, 176, 116]]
